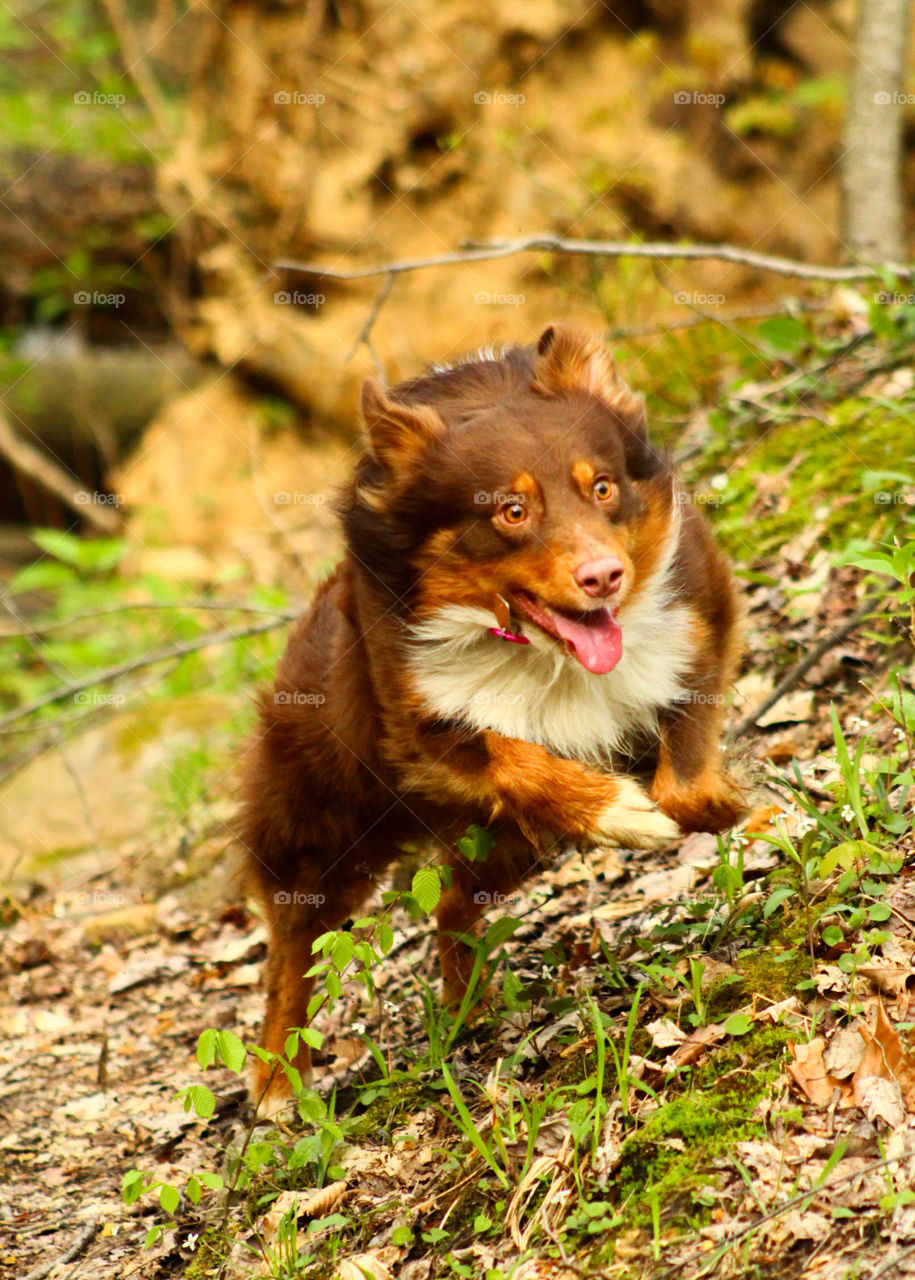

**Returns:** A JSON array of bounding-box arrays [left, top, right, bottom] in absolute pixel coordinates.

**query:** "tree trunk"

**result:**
[[840, 0, 911, 263]]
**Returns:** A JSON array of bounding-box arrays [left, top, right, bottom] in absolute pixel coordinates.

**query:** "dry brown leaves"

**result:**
[[788, 1001, 915, 1127]]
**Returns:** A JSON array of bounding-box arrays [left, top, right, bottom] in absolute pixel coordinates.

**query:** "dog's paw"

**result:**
[[651, 770, 748, 834], [590, 777, 682, 849]]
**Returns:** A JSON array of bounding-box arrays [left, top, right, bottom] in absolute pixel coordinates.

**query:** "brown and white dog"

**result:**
[[239, 324, 747, 1111]]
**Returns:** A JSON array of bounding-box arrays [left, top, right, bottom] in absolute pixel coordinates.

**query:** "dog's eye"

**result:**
[[500, 501, 527, 525], [593, 477, 616, 503]]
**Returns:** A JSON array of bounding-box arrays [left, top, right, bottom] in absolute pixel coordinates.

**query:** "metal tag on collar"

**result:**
[[488, 593, 529, 645]]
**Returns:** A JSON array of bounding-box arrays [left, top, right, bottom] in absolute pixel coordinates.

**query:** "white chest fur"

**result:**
[[407, 528, 695, 762]]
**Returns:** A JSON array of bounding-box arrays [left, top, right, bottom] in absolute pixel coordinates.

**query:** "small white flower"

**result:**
[[841, 805, 855, 823], [796, 816, 818, 836], [849, 716, 869, 731], [352, 1021, 366, 1034], [710, 473, 728, 491], [893, 728, 906, 741]]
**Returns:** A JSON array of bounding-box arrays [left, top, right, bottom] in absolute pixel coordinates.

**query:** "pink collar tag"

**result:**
[[488, 625, 530, 645], [489, 594, 530, 644]]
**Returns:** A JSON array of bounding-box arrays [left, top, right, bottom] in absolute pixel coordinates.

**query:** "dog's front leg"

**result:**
[[649, 704, 748, 833], [407, 732, 681, 1009]]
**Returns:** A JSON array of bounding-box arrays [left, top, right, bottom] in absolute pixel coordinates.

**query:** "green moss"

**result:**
[[735, 945, 807, 1002], [697, 400, 915, 561], [613, 1024, 792, 1230]]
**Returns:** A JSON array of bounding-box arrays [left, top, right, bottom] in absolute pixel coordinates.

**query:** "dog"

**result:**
[[239, 324, 747, 1112]]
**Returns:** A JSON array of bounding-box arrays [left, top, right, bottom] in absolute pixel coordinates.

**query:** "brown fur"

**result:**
[[238, 324, 746, 1111]]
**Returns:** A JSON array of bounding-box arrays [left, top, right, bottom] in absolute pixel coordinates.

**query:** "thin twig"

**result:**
[[867, 1239, 915, 1280], [730, 593, 885, 737], [0, 617, 291, 731], [277, 234, 915, 284], [667, 1154, 906, 1278], [21, 1220, 99, 1280], [0, 601, 300, 638], [346, 270, 395, 366]]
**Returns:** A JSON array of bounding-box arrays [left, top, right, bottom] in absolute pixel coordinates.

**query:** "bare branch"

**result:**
[[0, 617, 292, 731], [277, 234, 915, 284], [0, 600, 300, 638]]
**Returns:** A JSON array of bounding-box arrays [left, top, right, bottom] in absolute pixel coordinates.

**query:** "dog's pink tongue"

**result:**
[[551, 608, 623, 674]]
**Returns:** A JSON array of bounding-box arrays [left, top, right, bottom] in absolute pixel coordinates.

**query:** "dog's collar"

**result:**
[[488, 594, 530, 646]]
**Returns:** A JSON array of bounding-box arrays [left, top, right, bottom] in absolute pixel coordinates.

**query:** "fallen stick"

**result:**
[[0, 408, 119, 534], [730, 593, 885, 737], [21, 1220, 99, 1280]]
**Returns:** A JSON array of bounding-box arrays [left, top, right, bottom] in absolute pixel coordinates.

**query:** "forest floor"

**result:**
[[2, 303, 915, 1280]]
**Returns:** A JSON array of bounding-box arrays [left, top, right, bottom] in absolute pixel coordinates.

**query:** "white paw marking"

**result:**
[[591, 777, 681, 849]]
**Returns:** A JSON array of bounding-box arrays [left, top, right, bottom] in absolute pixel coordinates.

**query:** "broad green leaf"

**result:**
[[412, 866, 442, 914], [196, 1028, 217, 1070], [159, 1184, 180, 1215], [215, 1030, 247, 1074], [724, 1012, 752, 1036], [764, 885, 794, 918]]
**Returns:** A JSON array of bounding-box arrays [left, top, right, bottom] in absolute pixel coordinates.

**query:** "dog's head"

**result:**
[[342, 325, 677, 676]]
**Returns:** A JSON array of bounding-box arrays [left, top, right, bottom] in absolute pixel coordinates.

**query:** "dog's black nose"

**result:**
[[574, 556, 624, 598]]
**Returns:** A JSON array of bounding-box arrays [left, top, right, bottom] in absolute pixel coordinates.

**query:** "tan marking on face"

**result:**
[[508, 471, 541, 505], [571, 459, 595, 499]]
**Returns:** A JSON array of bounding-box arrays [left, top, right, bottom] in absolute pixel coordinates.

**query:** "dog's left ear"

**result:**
[[532, 325, 662, 480], [361, 377, 444, 476]]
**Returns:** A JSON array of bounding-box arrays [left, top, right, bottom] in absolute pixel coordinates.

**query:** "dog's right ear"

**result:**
[[361, 378, 444, 475]]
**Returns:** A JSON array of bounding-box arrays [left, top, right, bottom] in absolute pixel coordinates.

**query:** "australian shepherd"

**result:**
[[239, 324, 747, 1110]]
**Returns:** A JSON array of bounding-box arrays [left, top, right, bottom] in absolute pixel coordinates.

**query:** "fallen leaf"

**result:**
[[672, 1023, 728, 1067], [776, 1209, 830, 1242], [859, 966, 915, 1000], [854, 1000, 915, 1111], [756, 690, 814, 728], [823, 1025, 867, 1079], [337, 1253, 394, 1280], [855, 1075, 906, 1128], [787, 1038, 853, 1107], [646, 1018, 687, 1050]]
